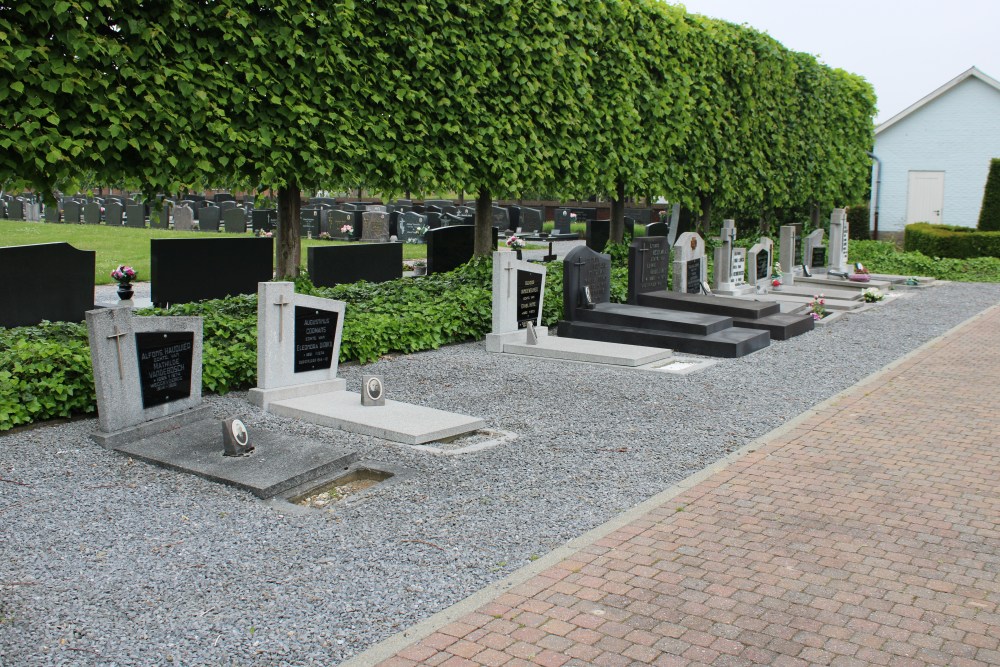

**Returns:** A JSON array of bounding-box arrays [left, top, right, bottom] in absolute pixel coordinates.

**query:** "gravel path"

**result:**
[[2, 281, 998, 666]]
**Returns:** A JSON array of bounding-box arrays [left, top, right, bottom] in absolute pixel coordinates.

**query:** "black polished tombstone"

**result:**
[[199, 205, 221, 232], [125, 203, 146, 228], [520, 207, 544, 234], [425, 225, 497, 274], [150, 237, 274, 307], [300, 208, 321, 237], [624, 208, 653, 225], [222, 208, 246, 233], [252, 209, 277, 233], [811, 246, 826, 268], [308, 243, 403, 287], [586, 219, 611, 252], [105, 202, 125, 226], [63, 200, 83, 224], [136, 331, 195, 408], [645, 221, 668, 237], [558, 245, 772, 357], [0, 243, 95, 327]]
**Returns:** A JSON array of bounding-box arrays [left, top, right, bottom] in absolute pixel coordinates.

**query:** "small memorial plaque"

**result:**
[[756, 250, 770, 281], [516, 269, 542, 328], [361, 375, 385, 406], [811, 246, 826, 268], [136, 331, 195, 409], [686, 258, 701, 294], [294, 306, 338, 373]]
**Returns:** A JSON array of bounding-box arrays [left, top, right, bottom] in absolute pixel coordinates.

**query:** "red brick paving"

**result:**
[[377, 307, 1000, 666]]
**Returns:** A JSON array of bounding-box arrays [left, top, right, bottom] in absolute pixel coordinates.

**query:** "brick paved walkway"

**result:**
[[369, 305, 1000, 667]]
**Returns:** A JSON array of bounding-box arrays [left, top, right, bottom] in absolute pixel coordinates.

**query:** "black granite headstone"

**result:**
[[308, 243, 403, 287], [150, 237, 274, 307], [293, 306, 338, 373], [562, 245, 611, 321], [516, 269, 542, 327], [520, 207, 544, 234], [645, 221, 668, 237], [252, 209, 277, 233], [300, 208, 321, 237], [136, 331, 194, 408], [627, 236, 670, 302], [792, 223, 803, 266], [686, 258, 701, 294], [397, 211, 428, 242], [586, 219, 611, 252], [199, 206, 221, 232], [0, 242, 95, 328], [811, 246, 826, 268], [125, 203, 146, 228], [425, 225, 498, 274]]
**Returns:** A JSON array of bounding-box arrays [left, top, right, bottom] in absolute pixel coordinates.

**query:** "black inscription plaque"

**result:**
[[294, 306, 338, 373], [811, 246, 826, 268], [756, 249, 770, 281], [136, 331, 195, 409], [516, 269, 542, 328], [686, 258, 701, 294], [792, 224, 803, 267]]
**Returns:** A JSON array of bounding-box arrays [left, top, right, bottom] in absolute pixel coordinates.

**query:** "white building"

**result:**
[[870, 67, 1000, 234]]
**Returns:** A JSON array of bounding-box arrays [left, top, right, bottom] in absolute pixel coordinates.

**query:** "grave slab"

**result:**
[[266, 392, 486, 445], [111, 418, 358, 498], [502, 335, 673, 367], [793, 274, 893, 292]]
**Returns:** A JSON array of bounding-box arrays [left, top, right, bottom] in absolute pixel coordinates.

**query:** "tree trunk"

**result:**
[[609, 179, 626, 244], [474, 188, 493, 257], [699, 193, 713, 238], [276, 179, 301, 279]]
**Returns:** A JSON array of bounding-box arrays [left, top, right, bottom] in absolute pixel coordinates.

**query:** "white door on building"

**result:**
[[906, 171, 945, 224]]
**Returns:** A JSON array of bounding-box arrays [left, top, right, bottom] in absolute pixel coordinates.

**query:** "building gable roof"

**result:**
[[876, 66, 1000, 135]]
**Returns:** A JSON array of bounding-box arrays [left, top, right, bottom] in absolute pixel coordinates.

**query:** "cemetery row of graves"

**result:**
[[0, 206, 954, 434]]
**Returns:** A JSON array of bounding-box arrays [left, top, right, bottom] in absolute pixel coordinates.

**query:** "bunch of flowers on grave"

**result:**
[[255, 229, 272, 238], [340, 224, 353, 236], [406, 225, 429, 243], [318, 231, 331, 240], [905, 277, 919, 286], [771, 263, 782, 288], [807, 294, 828, 321], [849, 261, 870, 282], [505, 234, 526, 251], [111, 265, 137, 284], [861, 287, 885, 303]]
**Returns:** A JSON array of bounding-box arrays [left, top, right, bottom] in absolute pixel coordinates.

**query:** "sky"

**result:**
[[675, 0, 1000, 124]]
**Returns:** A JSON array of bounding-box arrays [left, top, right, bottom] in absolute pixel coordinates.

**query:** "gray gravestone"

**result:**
[[86, 306, 204, 441], [223, 207, 246, 233], [671, 232, 707, 294], [361, 211, 390, 242], [83, 202, 102, 225], [554, 208, 576, 235], [105, 202, 124, 226], [125, 203, 146, 228], [151, 202, 171, 229], [562, 245, 611, 320], [63, 200, 83, 224], [173, 204, 195, 231], [397, 211, 428, 243], [491, 206, 510, 230], [199, 205, 221, 232], [520, 207, 544, 234]]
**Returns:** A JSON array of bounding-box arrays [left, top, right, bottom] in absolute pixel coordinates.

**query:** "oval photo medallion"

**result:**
[[690, 236, 697, 251]]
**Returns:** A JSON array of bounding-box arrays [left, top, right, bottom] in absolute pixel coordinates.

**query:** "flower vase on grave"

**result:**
[[116, 282, 134, 301], [516, 249, 523, 261]]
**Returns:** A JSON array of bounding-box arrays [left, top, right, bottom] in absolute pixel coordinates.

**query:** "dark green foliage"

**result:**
[[977, 158, 1000, 231], [904, 223, 1000, 259], [847, 204, 871, 240], [851, 240, 1000, 281]]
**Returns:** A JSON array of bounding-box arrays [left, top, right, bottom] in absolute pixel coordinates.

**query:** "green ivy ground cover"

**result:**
[[5, 244, 998, 432]]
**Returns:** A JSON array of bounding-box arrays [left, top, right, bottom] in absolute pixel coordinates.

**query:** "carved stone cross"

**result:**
[[274, 294, 291, 342], [107, 326, 127, 380]]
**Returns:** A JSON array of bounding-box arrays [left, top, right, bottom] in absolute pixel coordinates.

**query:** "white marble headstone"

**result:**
[[173, 204, 195, 231], [828, 208, 849, 272], [672, 232, 706, 294], [486, 251, 548, 352], [747, 237, 774, 287], [779, 225, 797, 284], [803, 229, 825, 269]]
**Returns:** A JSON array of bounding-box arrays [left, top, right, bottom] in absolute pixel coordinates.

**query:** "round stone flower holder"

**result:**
[[116, 282, 134, 301]]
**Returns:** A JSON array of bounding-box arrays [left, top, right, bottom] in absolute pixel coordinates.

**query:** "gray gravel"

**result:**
[[2, 281, 998, 666]]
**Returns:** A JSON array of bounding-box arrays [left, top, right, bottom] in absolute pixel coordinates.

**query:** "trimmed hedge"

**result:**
[[903, 223, 1000, 259], [978, 158, 1000, 231]]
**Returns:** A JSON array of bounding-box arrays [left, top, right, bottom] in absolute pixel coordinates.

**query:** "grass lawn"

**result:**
[[0, 220, 428, 284]]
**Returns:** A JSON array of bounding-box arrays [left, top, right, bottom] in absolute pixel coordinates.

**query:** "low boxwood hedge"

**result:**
[[904, 223, 1000, 259]]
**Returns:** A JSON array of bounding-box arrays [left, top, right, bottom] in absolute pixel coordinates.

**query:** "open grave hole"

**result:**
[[290, 467, 394, 508]]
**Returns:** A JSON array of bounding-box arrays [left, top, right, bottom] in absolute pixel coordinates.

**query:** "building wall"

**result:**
[[872, 77, 1000, 233]]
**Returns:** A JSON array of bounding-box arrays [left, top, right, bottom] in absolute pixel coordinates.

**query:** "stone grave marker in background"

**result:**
[[300, 207, 321, 237], [105, 202, 124, 226], [627, 235, 670, 301], [586, 219, 611, 251], [671, 232, 707, 294], [252, 209, 277, 233], [747, 237, 774, 289], [520, 207, 544, 234], [486, 250, 547, 352], [150, 202, 170, 229], [426, 225, 497, 274], [803, 229, 826, 269], [625, 208, 652, 225], [308, 243, 403, 287], [125, 203, 146, 228], [222, 207, 246, 233], [397, 211, 428, 243], [491, 206, 510, 231], [553, 209, 576, 236], [329, 209, 354, 238], [86, 306, 207, 445], [63, 200, 83, 224], [713, 219, 752, 295], [361, 211, 390, 242], [199, 205, 221, 232], [0, 243, 95, 328], [150, 237, 273, 307], [562, 244, 612, 319], [173, 204, 195, 231], [83, 202, 102, 225], [828, 208, 850, 273], [645, 221, 668, 238], [779, 225, 797, 284], [44, 202, 61, 223]]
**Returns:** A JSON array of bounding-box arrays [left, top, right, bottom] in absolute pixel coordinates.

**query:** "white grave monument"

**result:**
[[746, 237, 774, 290], [828, 208, 850, 273], [172, 204, 195, 231], [778, 225, 797, 285], [671, 232, 707, 294], [250, 282, 483, 444], [485, 251, 547, 352], [803, 229, 826, 270], [713, 219, 753, 296]]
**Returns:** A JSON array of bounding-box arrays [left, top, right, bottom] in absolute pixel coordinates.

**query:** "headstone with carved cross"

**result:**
[[249, 281, 347, 409], [485, 250, 548, 352], [85, 305, 205, 446]]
